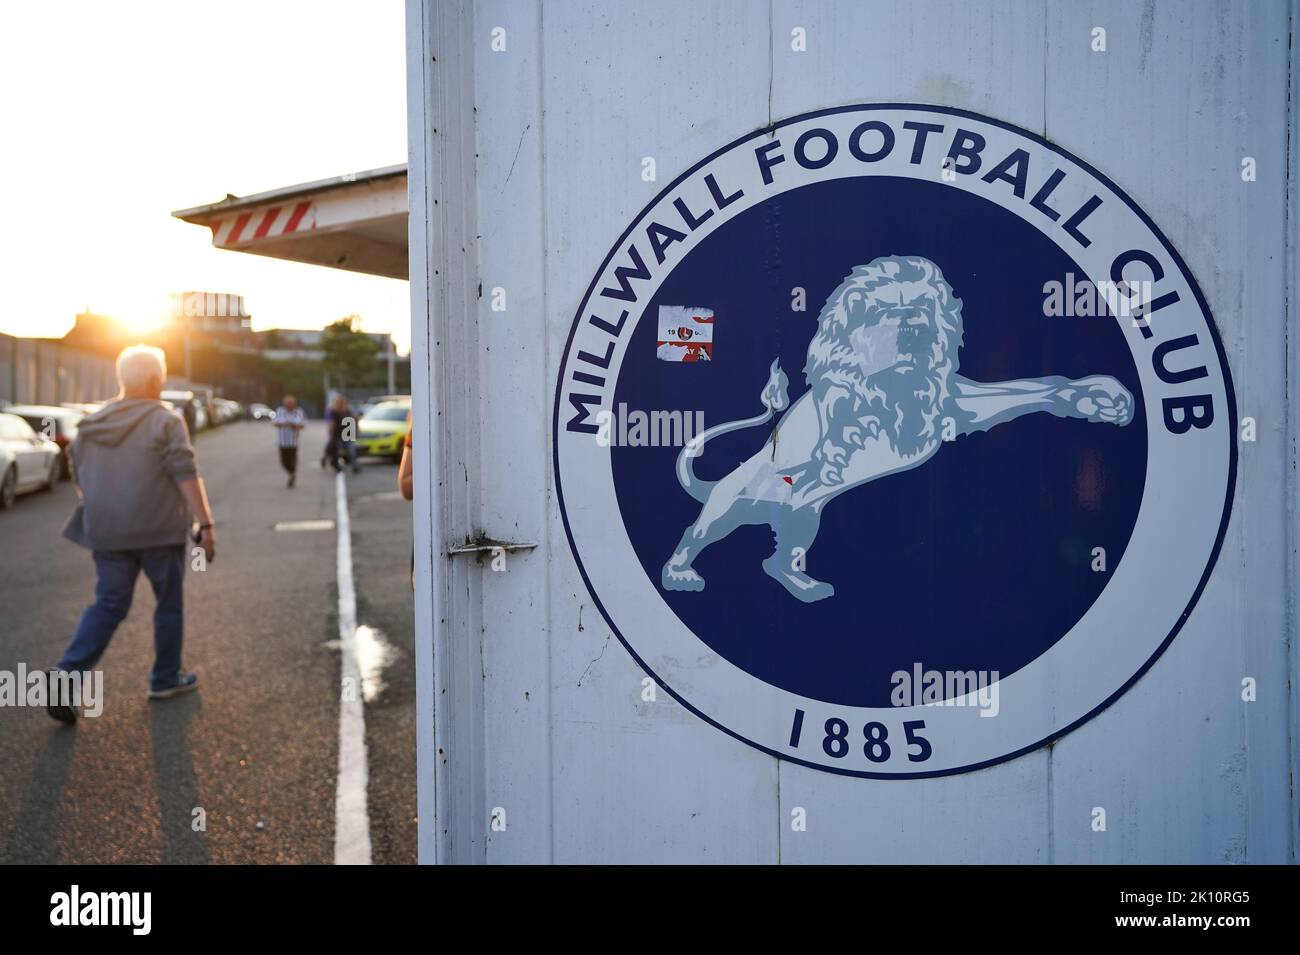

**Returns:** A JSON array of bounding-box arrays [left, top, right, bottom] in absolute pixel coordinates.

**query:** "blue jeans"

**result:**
[[58, 545, 187, 691], [326, 438, 357, 470]]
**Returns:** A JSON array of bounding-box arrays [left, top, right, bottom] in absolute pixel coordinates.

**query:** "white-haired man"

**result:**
[[47, 344, 216, 723]]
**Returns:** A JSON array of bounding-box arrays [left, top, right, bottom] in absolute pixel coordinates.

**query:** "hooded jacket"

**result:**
[[62, 398, 198, 551]]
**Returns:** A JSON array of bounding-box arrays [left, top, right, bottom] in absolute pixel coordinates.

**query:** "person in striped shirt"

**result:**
[[272, 395, 307, 488]]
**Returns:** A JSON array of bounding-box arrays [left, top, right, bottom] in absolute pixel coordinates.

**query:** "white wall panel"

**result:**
[[409, 0, 1296, 863]]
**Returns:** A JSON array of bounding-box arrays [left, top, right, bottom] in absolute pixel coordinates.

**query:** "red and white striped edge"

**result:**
[[209, 200, 316, 247]]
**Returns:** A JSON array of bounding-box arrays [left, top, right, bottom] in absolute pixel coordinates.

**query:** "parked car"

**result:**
[[161, 390, 205, 435], [195, 389, 218, 428], [249, 402, 274, 421], [211, 398, 242, 425], [0, 413, 61, 507], [356, 399, 412, 460], [2, 404, 83, 479], [356, 394, 410, 419], [61, 401, 105, 416]]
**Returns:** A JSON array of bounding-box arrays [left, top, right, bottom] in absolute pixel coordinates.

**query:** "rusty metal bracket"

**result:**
[[447, 540, 538, 557]]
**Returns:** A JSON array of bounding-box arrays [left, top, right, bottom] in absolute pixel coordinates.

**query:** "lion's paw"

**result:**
[[662, 563, 705, 591], [762, 556, 835, 603], [818, 461, 844, 486], [1070, 375, 1134, 427], [818, 437, 847, 467]]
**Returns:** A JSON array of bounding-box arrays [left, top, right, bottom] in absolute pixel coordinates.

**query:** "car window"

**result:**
[[365, 405, 411, 422], [18, 414, 61, 437]]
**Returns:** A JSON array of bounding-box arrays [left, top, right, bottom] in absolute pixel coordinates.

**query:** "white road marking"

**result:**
[[334, 471, 372, 865], [274, 519, 336, 532], [354, 490, 405, 504]]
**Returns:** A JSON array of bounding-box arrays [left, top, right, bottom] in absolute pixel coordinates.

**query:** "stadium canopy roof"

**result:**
[[173, 165, 408, 280]]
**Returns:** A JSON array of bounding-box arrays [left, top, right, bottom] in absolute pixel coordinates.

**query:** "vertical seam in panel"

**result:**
[[1042, 4, 1052, 865], [766, 0, 774, 130], [424, 0, 440, 867], [441, 0, 454, 862], [1285, 0, 1298, 866], [1046, 743, 1055, 864], [407, 0, 425, 863], [537, 0, 556, 866], [408, 0, 445, 865], [464, 2, 476, 857], [444, 0, 460, 862], [769, 0, 782, 867], [1239, 8, 1252, 864], [473, 0, 489, 868], [775, 759, 782, 865], [1041, 6, 1047, 139], [420, 0, 435, 862], [1240, 6, 1254, 865], [465, 0, 487, 864]]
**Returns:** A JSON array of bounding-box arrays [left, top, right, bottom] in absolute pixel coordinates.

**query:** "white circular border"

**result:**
[[553, 105, 1236, 777]]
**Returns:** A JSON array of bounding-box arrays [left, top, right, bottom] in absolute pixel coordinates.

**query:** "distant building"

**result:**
[[61, 293, 259, 359], [171, 291, 260, 353], [259, 327, 393, 361], [60, 310, 133, 358], [53, 302, 401, 407]]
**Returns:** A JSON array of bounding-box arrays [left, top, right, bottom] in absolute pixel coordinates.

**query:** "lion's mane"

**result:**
[[803, 255, 964, 458]]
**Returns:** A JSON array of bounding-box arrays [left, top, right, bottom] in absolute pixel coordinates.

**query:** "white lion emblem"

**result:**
[[661, 254, 1134, 603]]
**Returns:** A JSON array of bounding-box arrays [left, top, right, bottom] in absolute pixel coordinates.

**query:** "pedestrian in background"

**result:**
[[49, 344, 215, 722], [323, 393, 359, 474], [272, 395, 306, 487], [338, 395, 360, 474], [320, 397, 338, 470]]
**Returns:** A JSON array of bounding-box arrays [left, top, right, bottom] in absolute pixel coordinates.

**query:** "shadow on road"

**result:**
[[6, 725, 77, 863], [149, 695, 209, 864]]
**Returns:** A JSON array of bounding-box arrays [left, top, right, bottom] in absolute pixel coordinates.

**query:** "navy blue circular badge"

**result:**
[[611, 175, 1147, 707], [554, 104, 1235, 777]]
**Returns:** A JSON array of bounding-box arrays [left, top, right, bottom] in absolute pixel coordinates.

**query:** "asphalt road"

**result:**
[[0, 420, 416, 864]]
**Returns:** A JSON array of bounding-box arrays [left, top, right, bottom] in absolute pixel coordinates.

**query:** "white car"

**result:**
[[0, 412, 62, 508]]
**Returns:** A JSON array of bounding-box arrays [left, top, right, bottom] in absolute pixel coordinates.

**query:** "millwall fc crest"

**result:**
[[554, 105, 1236, 777]]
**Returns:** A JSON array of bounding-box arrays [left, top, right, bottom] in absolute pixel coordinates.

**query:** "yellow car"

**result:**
[[355, 400, 411, 460]]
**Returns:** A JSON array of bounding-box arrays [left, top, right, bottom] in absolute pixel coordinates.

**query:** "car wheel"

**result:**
[[59, 450, 71, 481], [0, 466, 15, 509], [42, 456, 59, 491]]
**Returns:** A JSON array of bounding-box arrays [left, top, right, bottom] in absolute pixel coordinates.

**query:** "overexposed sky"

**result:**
[[0, 1, 411, 352]]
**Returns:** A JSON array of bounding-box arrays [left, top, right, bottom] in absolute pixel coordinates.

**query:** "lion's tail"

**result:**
[[676, 359, 790, 503]]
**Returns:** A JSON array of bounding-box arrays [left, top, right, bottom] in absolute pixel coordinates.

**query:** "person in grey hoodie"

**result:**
[[47, 345, 216, 723]]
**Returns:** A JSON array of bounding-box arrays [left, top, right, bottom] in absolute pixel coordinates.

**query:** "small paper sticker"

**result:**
[[657, 306, 714, 362]]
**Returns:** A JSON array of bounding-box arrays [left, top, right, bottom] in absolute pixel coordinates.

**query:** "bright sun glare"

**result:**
[[122, 314, 166, 336]]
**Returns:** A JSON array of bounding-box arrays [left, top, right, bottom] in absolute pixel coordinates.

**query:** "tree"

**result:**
[[320, 316, 380, 388]]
